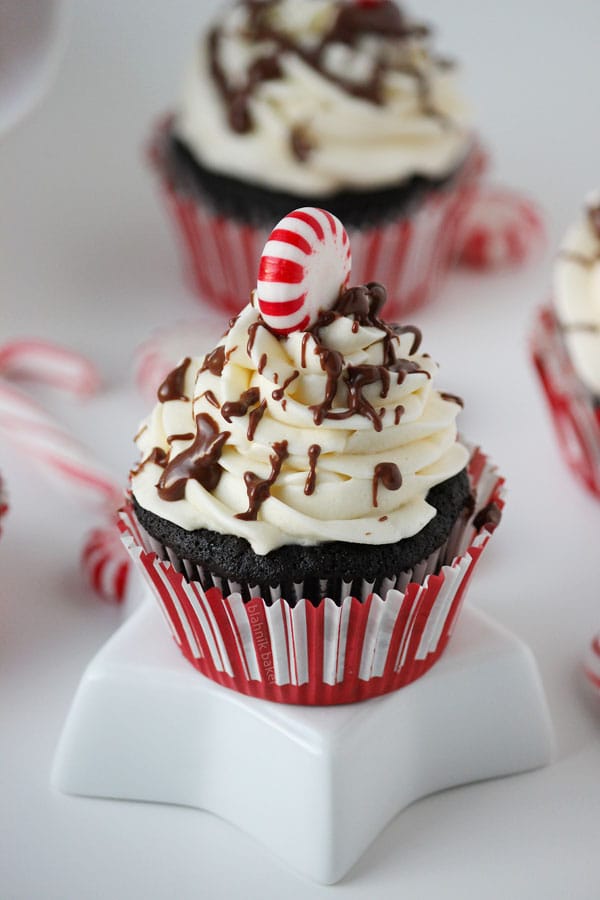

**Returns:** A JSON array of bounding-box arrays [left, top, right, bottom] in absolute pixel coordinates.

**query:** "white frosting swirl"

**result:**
[[131, 297, 468, 555], [175, 0, 472, 195], [554, 193, 600, 394]]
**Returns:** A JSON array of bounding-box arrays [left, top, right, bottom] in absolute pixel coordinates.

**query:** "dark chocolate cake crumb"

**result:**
[[132, 468, 471, 606]]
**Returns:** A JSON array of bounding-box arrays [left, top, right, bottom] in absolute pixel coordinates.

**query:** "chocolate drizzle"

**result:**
[[148, 278, 458, 522], [236, 440, 289, 521], [157, 413, 230, 501], [158, 357, 191, 403], [304, 444, 321, 496], [372, 462, 402, 507], [272, 370, 299, 402], [130, 446, 168, 477], [308, 282, 429, 430], [440, 391, 464, 407], [247, 400, 267, 440], [392, 323, 422, 355], [200, 345, 227, 377], [202, 390, 220, 408], [167, 432, 195, 444], [208, 0, 444, 139], [221, 387, 261, 422]]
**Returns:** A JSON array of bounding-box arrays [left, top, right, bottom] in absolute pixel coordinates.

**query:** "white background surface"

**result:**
[[1, 1, 599, 897]]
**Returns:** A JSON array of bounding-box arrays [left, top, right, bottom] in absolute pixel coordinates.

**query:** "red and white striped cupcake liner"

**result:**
[[531, 306, 600, 498], [149, 121, 487, 320], [119, 447, 504, 705]]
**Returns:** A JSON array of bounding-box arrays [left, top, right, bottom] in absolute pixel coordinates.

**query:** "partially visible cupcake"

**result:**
[[150, 0, 484, 317], [0, 476, 7, 535], [531, 193, 600, 498], [121, 206, 504, 704]]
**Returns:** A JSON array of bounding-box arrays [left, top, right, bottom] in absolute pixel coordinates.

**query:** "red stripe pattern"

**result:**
[[456, 188, 544, 269], [119, 447, 504, 705], [82, 521, 131, 603], [256, 207, 352, 334], [150, 119, 489, 321], [531, 306, 600, 498]]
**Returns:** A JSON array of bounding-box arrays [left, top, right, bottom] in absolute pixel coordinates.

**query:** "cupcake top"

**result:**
[[131, 207, 468, 555], [554, 193, 600, 394], [175, 0, 472, 195]]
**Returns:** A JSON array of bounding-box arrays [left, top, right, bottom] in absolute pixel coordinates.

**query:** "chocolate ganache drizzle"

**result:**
[[131, 281, 467, 555], [207, 0, 442, 142]]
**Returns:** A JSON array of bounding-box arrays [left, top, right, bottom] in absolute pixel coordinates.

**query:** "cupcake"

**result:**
[[121, 207, 504, 704], [150, 0, 485, 317], [0, 476, 7, 535], [531, 193, 600, 498]]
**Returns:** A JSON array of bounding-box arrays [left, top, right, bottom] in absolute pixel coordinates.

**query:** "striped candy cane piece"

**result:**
[[257, 207, 351, 334], [0, 379, 120, 508], [0, 339, 100, 396], [583, 632, 600, 693], [457, 188, 544, 269], [82, 521, 131, 603]]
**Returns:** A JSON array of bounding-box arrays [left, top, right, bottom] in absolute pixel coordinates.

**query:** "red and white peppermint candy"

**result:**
[[457, 188, 544, 269], [257, 207, 351, 334], [0, 339, 100, 396], [82, 520, 131, 603], [583, 632, 600, 694]]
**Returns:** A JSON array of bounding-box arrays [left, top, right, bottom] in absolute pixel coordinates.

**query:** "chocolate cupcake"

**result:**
[[149, 0, 485, 317], [532, 192, 600, 497], [121, 207, 504, 704]]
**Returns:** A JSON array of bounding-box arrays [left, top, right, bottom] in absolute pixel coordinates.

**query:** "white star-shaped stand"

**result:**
[[52, 589, 553, 884]]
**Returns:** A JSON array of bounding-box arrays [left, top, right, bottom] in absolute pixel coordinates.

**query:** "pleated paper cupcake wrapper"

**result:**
[[531, 306, 600, 498], [119, 447, 503, 705], [149, 119, 486, 320]]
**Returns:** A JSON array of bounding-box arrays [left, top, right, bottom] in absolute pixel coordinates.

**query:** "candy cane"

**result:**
[[257, 207, 351, 334], [457, 188, 544, 269], [0, 339, 100, 396], [82, 521, 131, 603], [0, 379, 120, 508]]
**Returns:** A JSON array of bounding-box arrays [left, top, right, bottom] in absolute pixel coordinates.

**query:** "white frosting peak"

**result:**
[[554, 197, 600, 394], [131, 291, 468, 555]]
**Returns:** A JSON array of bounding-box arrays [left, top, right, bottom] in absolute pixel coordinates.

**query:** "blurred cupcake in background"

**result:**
[[532, 192, 600, 498], [149, 0, 486, 318]]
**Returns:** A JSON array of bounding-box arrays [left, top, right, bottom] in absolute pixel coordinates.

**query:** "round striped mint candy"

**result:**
[[257, 207, 352, 334]]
